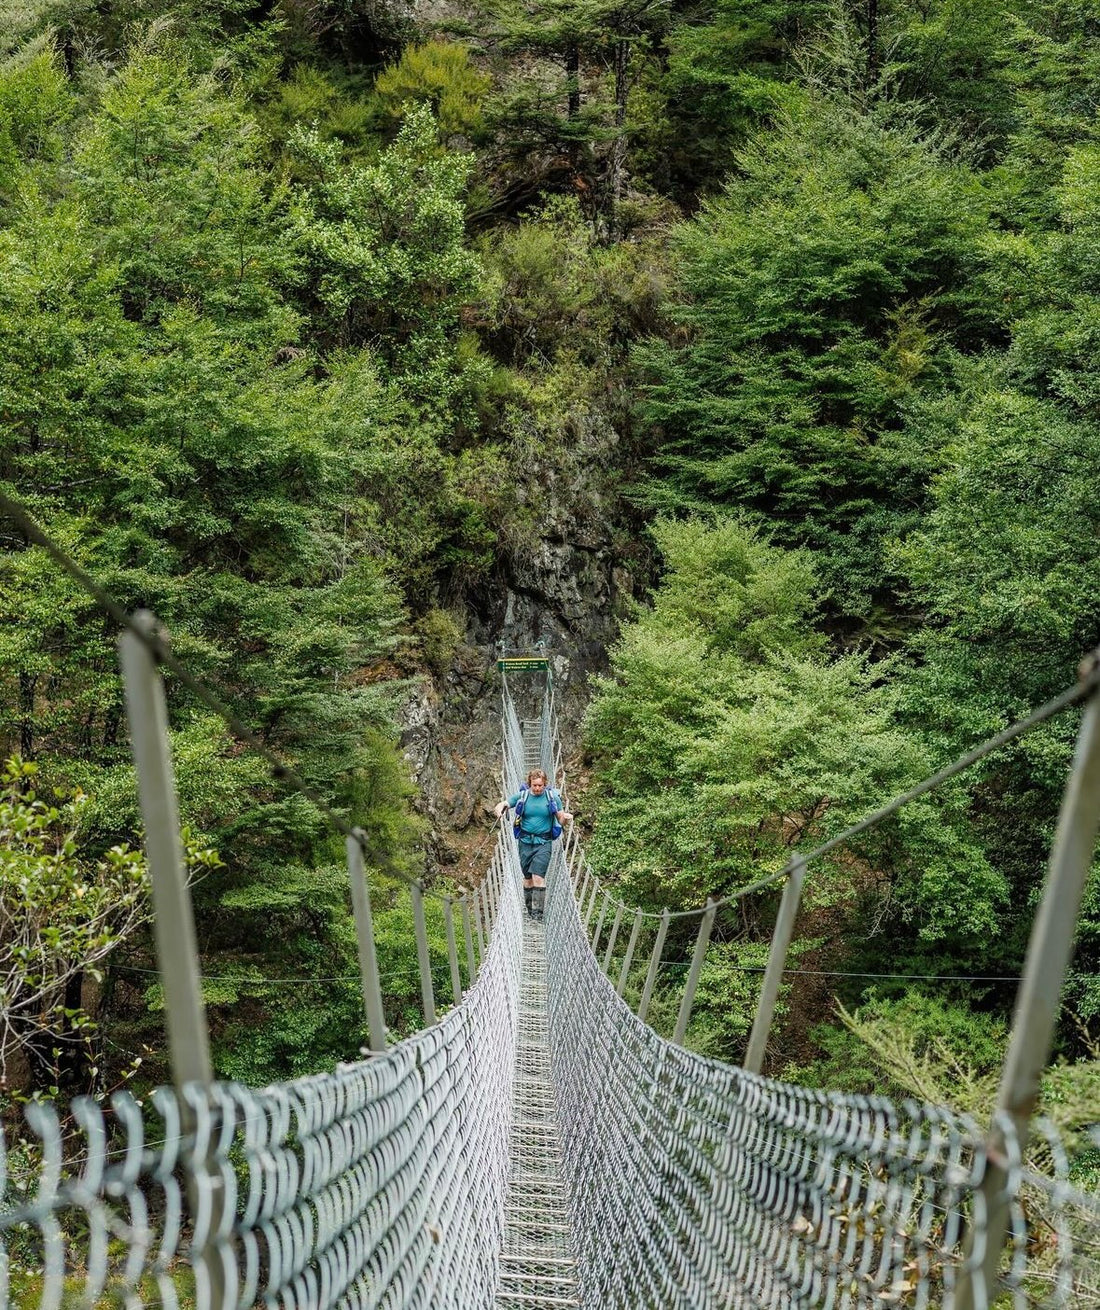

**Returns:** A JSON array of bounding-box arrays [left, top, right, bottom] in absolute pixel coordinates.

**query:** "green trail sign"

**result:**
[[497, 657, 549, 672]]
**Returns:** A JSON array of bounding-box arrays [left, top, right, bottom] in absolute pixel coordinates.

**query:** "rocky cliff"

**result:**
[[401, 415, 645, 883]]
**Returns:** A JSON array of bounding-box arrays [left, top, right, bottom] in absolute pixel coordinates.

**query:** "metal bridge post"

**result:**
[[583, 875, 601, 931], [567, 828, 582, 887], [496, 844, 506, 913], [485, 852, 499, 929], [744, 856, 806, 1075], [346, 833, 387, 1053], [495, 848, 506, 919], [591, 888, 611, 950], [563, 823, 577, 875], [474, 881, 487, 961], [577, 865, 591, 913], [576, 853, 590, 897], [956, 668, 1100, 1310], [443, 897, 463, 1007], [497, 847, 508, 921], [411, 883, 436, 1026], [118, 614, 226, 1309], [638, 909, 670, 1024], [461, 896, 477, 983], [497, 839, 508, 903], [492, 843, 505, 916], [119, 615, 213, 1092], [617, 909, 644, 998], [602, 902, 625, 975], [673, 900, 717, 1046]]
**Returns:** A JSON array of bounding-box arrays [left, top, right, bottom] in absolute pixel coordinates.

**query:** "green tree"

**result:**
[[289, 102, 482, 351], [0, 756, 217, 1093], [651, 0, 820, 197], [634, 98, 994, 634], [584, 518, 1000, 932], [482, 0, 669, 227], [374, 41, 490, 144], [891, 137, 1100, 1013], [583, 518, 1004, 1061], [0, 41, 433, 1084]]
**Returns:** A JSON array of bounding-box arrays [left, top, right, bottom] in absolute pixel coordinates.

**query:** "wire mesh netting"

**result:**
[[4, 677, 1100, 1309], [543, 846, 1100, 1309], [0, 876, 521, 1310]]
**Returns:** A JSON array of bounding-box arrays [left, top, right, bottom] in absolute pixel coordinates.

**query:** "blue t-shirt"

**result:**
[[508, 788, 560, 844]]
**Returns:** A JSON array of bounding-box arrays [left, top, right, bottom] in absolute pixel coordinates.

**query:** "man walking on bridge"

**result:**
[[496, 770, 571, 920]]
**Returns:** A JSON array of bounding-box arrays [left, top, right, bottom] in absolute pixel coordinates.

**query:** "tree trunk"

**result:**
[[566, 42, 580, 120], [606, 39, 630, 237], [9, 1001, 55, 1093], [58, 969, 90, 1092], [866, 0, 879, 86]]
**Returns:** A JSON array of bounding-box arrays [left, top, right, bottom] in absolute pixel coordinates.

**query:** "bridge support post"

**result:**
[[411, 883, 436, 1026], [617, 909, 644, 998], [638, 909, 670, 1024], [119, 613, 227, 1309], [602, 902, 625, 975], [673, 899, 717, 1046], [346, 832, 387, 1053], [473, 881, 486, 962], [565, 824, 579, 882], [577, 864, 591, 909], [956, 661, 1100, 1310], [443, 897, 463, 1006], [591, 889, 611, 950], [495, 847, 505, 917], [583, 875, 601, 931], [743, 856, 805, 1075], [461, 896, 477, 983], [485, 852, 499, 928]]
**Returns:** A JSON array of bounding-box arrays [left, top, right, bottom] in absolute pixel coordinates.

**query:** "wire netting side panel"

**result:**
[[543, 864, 1100, 1309], [0, 880, 522, 1310]]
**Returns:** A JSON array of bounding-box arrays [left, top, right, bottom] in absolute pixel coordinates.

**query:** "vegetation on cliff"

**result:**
[[1, 0, 1098, 1115]]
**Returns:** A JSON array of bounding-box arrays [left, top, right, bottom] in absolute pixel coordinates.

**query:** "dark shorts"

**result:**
[[518, 839, 553, 881]]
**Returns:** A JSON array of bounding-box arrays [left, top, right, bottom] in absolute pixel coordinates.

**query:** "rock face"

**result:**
[[399, 469, 642, 884]]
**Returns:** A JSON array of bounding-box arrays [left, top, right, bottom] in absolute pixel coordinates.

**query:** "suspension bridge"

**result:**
[[2, 496, 1100, 1309]]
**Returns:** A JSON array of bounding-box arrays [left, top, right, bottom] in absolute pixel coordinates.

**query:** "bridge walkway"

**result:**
[[494, 913, 580, 1309]]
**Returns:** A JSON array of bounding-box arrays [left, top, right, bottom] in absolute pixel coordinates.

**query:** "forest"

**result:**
[[1, 0, 1099, 1180]]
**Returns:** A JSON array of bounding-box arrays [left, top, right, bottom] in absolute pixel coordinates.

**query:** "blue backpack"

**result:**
[[513, 784, 562, 842]]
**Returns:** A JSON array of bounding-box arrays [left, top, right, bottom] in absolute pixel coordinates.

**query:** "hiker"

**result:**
[[495, 770, 572, 920]]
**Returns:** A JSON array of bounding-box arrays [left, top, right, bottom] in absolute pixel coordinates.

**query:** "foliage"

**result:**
[[633, 98, 995, 631], [475, 194, 666, 367], [374, 41, 490, 142], [2, 0, 1100, 1102], [289, 102, 482, 351], [587, 519, 900, 904], [0, 39, 446, 1086], [799, 990, 1100, 1176], [0, 756, 218, 1092], [896, 388, 1100, 729], [806, 992, 1006, 1110], [582, 517, 1015, 1063], [415, 608, 465, 675], [258, 64, 377, 160], [650, 0, 819, 196]]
